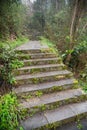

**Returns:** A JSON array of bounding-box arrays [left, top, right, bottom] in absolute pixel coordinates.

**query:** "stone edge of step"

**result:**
[[17, 64, 64, 71], [22, 57, 61, 62], [15, 70, 72, 80], [13, 78, 76, 94], [21, 101, 87, 130], [20, 88, 85, 109]]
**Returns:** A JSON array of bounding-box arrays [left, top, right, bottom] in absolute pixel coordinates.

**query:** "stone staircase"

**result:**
[[13, 41, 87, 130]]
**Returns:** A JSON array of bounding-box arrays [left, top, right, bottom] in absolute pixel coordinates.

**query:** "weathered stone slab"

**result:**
[[17, 53, 57, 59], [44, 105, 75, 123], [14, 78, 75, 94], [21, 113, 48, 130], [15, 64, 64, 75], [15, 70, 71, 80], [44, 102, 87, 124], [70, 101, 87, 115], [21, 102, 87, 130], [23, 57, 61, 63], [16, 41, 48, 50], [22, 57, 61, 66], [20, 89, 83, 109], [17, 64, 64, 71]]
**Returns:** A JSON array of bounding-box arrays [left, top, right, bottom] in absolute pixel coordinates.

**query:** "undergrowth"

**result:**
[[0, 44, 24, 93], [0, 93, 20, 130], [0, 36, 29, 49], [40, 36, 58, 54]]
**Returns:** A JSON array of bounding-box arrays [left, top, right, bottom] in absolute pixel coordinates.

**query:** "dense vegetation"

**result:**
[[0, 0, 26, 39], [0, 93, 19, 130], [0, 1, 29, 129], [0, 0, 29, 93]]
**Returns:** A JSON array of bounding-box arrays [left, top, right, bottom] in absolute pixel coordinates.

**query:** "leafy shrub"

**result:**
[[0, 93, 19, 130], [0, 44, 23, 92], [79, 80, 87, 94], [62, 41, 87, 71], [80, 65, 87, 81], [6, 37, 29, 49], [40, 37, 58, 54], [0, 37, 29, 49]]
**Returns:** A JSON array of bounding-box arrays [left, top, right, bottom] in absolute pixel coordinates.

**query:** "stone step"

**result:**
[[15, 64, 66, 75], [20, 89, 86, 114], [17, 53, 57, 60], [22, 58, 62, 66], [16, 48, 50, 54], [15, 70, 72, 85], [21, 101, 87, 130], [13, 79, 78, 96]]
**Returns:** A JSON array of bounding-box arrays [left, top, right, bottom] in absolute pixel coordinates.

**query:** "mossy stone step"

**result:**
[[16, 48, 51, 54], [20, 89, 86, 114], [13, 78, 78, 96], [15, 70, 72, 85], [17, 53, 57, 60], [21, 101, 87, 130], [14, 64, 66, 75], [22, 57, 62, 66]]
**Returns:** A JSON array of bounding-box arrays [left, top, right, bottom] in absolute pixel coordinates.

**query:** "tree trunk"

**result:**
[[65, 0, 86, 65], [70, 0, 78, 49], [56, 0, 59, 11], [70, 0, 85, 49]]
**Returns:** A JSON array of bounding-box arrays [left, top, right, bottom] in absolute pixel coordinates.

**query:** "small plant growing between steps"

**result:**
[[19, 126, 24, 130], [40, 104, 46, 111], [35, 91, 43, 97], [77, 119, 83, 130], [0, 44, 24, 93]]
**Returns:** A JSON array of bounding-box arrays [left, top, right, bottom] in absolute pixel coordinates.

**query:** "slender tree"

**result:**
[[70, 0, 86, 49]]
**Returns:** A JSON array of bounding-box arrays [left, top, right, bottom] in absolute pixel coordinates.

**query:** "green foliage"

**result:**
[[77, 119, 83, 130], [0, 93, 19, 130], [40, 37, 55, 48], [40, 104, 46, 111], [79, 81, 87, 93], [81, 65, 87, 81], [62, 40, 87, 70], [79, 65, 87, 93], [31, 12, 45, 31], [0, 37, 29, 49], [0, 0, 21, 4], [19, 126, 24, 130], [0, 2, 27, 39], [36, 91, 43, 97], [40, 37, 58, 54], [30, 0, 45, 35], [0, 44, 23, 87], [44, 7, 70, 45], [8, 37, 29, 49]]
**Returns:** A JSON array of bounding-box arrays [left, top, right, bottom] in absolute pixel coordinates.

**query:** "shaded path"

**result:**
[[16, 41, 48, 50]]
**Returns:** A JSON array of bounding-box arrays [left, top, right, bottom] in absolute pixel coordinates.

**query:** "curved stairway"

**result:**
[[13, 41, 87, 130]]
